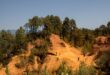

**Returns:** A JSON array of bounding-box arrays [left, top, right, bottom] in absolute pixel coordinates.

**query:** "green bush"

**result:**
[[15, 56, 28, 68], [31, 38, 51, 64], [56, 62, 73, 75], [35, 66, 49, 75], [73, 62, 96, 75], [95, 51, 110, 75], [82, 42, 93, 55], [23, 67, 37, 75], [31, 46, 48, 64], [5, 66, 10, 75], [28, 54, 35, 64]]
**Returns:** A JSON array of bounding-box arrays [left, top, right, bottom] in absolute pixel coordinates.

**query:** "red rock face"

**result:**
[[92, 36, 110, 52]]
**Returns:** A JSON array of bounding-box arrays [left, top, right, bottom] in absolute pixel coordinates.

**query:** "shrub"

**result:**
[[23, 67, 37, 75], [35, 66, 49, 75], [31, 46, 48, 64], [15, 56, 28, 68], [95, 51, 110, 75], [73, 62, 96, 75], [31, 38, 51, 64], [56, 62, 73, 75], [28, 54, 35, 64], [82, 42, 93, 55], [5, 66, 10, 75]]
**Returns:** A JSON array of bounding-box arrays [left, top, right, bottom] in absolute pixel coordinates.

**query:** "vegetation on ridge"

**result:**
[[0, 15, 110, 75]]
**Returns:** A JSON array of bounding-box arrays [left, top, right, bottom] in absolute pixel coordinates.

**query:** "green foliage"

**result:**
[[61, 17, 78, 46], [25, 15, 96, 48], [43, 17, 53, 34], [28, 54, 35, 64], [0, 30, 14, 52], [42, 15, 61, 34], [31, 45, 48, 64], [73, 62, 96, 75], [23, 67, 37, 75], [25, 15, 62, 35], [95, 51, 110, 74], [5, 66, 10, 75], [15, 56, 28, 68], [15, 55, 35, 69], [72, 29, 84, 47], [94, 22, 110, 36], [0, 30, 14, 66], [16, 27, 25, 43], [29, 30, 51, 64], [36, 66, 49, 75], [15, 27, 27, 50], [61, 17, 71, 39], [56, 62, 73, 75], [43, 67, 49, 75], [82, 42, 93, 55], [28, 16, 43, 32], [73, 28, 94, 47], [1, 15, 110, 74]]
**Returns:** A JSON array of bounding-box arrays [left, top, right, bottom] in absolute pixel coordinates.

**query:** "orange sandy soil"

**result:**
[[0, 34, 96, 75]]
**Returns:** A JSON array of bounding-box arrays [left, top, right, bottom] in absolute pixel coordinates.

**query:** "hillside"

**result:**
[[93, 36, 110, 52], [0, 34, 95, 75]]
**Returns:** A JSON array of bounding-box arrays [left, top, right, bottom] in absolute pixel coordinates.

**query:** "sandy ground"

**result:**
[[0, 34, 95, 75], [42, 34, 95, 72]]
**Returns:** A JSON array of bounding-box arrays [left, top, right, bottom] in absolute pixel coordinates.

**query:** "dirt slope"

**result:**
[[42, 34, 95, 72], [0, 34, 95, 75]]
